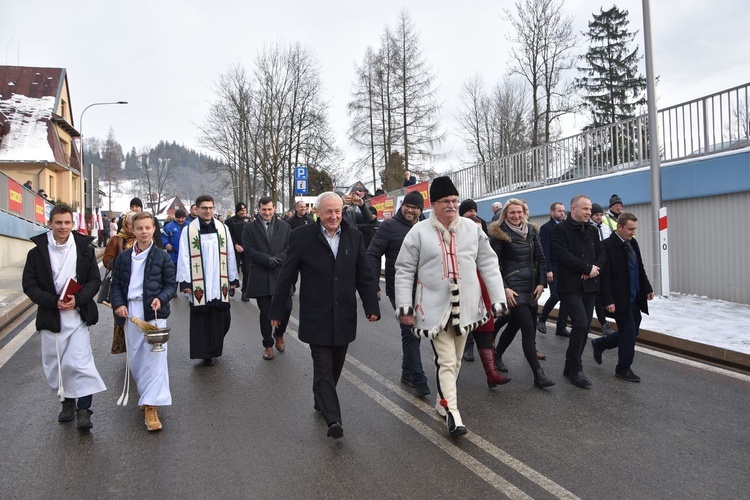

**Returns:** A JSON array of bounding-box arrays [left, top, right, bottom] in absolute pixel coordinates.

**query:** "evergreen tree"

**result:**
[[576, 6, 646, 128]]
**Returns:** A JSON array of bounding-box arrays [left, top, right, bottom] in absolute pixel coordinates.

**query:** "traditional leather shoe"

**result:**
[[567, 371, 592, 388], [537, 320, 547, 334], [274, 334, 286, 353], [591, 339, 603, 365], [144, 405, 163, 431], [327, 422, 344, 439], [76, 409, 93, 430], [58, 400, 76, 423], [536, 351, 546, 360], [447, 414, 467, 437], [555, 329, 571, 337], [616, 369, 641, 383], [415, 383, 431, 397], [202, 358, 215, 366], [262, 348, 274, 360]]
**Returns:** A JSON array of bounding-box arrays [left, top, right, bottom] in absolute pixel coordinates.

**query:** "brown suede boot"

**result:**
[[478, 348, 511, 388]]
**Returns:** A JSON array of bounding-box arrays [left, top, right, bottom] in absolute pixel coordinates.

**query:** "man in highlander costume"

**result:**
[[394, 177, 507, 437], [177, 195, 239, 366], [22, 204, 106, 430]]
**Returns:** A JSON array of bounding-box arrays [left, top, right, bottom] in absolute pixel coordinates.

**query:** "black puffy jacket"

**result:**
[[110, 245, 176, 325], [366, 210, 414, 299], [489, 220, 546, 304], [22, 232, 101, 332]]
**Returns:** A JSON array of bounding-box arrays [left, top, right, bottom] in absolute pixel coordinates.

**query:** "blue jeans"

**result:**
[[389, 297, 427, 385], [595, 301, 642, 373]]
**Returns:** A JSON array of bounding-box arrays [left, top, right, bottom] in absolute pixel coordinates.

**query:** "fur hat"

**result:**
[[174, 209, 187, 218], [591, 203, 603, 215], [402, 191, 424, 210], [609, 194, 623, 208], [429, 176, 458, 203], [129, 197, 143, 209], [235, 202, 247, 212], [458, 199, 478, 216]]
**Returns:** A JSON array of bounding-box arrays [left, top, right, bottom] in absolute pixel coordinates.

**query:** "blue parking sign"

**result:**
[[295, 166, 308, 180]]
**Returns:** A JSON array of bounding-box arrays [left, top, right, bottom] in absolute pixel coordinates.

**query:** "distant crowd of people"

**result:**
[[22, 172, 652, 439]]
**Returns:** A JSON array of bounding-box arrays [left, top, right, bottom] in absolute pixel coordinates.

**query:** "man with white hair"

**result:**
[[271, 191, 380, 439], [491, 201, 503, 221]]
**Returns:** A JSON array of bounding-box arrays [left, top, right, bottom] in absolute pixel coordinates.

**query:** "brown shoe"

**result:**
[[275, 335, 286, 353], [144, 405, 162, 431], [536, 351, 546, 360], [263, 347, 274, 360]]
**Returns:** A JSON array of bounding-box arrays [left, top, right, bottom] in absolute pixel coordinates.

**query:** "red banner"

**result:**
[[8, 179, 23, 213], [35, 196, 46, 223]]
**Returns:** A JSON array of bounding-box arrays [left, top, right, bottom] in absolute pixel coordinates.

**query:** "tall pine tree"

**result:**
[[576, 6, 646, 128]]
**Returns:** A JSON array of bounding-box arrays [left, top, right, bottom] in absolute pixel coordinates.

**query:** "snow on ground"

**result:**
[[537, 289, 750, 355]]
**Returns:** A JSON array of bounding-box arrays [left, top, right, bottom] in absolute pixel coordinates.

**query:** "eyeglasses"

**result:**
[[401, 204, 421, 211], [199, 206, 214, 210]]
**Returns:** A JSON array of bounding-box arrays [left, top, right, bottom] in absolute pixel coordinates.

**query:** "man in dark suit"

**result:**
[[270, 192, 380, 439], [226, 202, 251, 298], [243, 196, 292, 360], [538, 201, 570, 336], [551, 195, 605, 388], [591, 212, 654, 382]]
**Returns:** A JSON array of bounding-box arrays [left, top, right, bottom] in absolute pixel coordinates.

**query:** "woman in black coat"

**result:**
[[489, 199, 555, 388]]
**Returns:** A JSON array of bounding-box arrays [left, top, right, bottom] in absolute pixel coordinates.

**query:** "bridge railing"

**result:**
[[450, 82, 750, 199]]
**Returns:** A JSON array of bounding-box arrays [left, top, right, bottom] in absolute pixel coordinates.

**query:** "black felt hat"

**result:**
[[458, 199, 477, 216], [429, 176, 458, 203]]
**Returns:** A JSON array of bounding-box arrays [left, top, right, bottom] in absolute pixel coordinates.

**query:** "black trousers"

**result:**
[[236, 251, 251, 292], [559, 291, 597, 373], [495, 304, 540, 371], [256, 295, 292, 348], [310, 344, 349, 426], [539, 277, 569, 333]]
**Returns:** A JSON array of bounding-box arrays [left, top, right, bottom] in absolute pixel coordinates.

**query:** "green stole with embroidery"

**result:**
[[187, 218, 230, 306]]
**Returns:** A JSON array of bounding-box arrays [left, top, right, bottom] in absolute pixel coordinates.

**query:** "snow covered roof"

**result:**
[[0, 66, 66, 162]]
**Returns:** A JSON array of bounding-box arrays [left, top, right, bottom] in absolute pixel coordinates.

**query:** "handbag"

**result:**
[[97, 269, 112, 304]]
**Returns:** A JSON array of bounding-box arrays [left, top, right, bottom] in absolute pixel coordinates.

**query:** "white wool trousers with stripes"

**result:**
[[430, 326, 468, 427]]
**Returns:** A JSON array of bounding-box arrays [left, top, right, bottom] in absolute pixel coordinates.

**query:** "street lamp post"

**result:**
[[78, 101, 127, 231]]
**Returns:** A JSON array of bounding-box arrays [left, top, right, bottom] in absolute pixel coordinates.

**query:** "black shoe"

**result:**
[[563, 367, 570, 377], [228, 287, 235, 297], [537, 320, 547, 334], [591, 339, 603, 365], [462, 348, 474, 362], [400, 375, 415, 388], [616, 369, 641, 383], [533, 367, 555, 388], [602, 323, 616, 336], [241, 296, 250, 302], [447, 414, 467, 437], [202, 358, 215, 366], [58, 400, 76, 423], [415, 383, 431, 397], [555, 329, 571, 337], [567, 371, 592, 388], [327, 422, 344, 439], [76, 409, 93, 430], [495, 355, 508, 373]]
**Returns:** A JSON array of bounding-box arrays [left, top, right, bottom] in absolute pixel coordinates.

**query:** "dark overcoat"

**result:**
[[599, 234, 653, 321], [242, 216, 291, 297], [22, 232, 101, 332], [539, 217, 557, 271], [550, 215, 606, 294], [110, 245, 176, 324], [270, 219, 379, 346], [366, 210, 413, 299]]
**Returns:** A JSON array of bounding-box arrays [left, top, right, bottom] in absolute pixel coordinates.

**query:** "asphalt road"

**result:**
[[1, 284, 749, 499]]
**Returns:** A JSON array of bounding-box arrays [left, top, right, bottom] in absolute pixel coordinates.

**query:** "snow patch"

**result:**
[[0, 94, 56, 162]]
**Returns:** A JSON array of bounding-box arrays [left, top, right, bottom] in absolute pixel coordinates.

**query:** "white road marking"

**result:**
[[284, 315, 577, 499], [0, 322, 36, 369]]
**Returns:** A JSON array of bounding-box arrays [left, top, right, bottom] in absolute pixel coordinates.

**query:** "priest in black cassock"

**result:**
[[177, 195, 240, 366]]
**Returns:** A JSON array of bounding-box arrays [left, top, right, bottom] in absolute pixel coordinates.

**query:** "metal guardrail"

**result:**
[[449, 82, 750, 199], [0, 170, 52, 226]]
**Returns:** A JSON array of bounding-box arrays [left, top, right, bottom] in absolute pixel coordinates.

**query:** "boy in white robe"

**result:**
[[22, 204, 106, 430], [111, 212, 176, 431]]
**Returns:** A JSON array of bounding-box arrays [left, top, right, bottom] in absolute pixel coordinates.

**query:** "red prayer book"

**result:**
[[59, 278, 82, 302]]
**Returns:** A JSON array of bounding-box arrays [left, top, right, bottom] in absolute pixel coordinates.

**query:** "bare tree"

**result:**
[[506, 0, 576, 148], [137, 149, 176, 214]]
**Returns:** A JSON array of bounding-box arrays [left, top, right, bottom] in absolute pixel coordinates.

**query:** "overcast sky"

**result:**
[[2, 0, 748, 180]]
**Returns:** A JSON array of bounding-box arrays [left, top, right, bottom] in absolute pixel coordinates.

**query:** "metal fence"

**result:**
[[450, 82, 750, 199]]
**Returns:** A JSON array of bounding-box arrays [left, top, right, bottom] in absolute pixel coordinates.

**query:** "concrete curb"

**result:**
[[545, 309, 750, 373], [0, 294, 33, 332]]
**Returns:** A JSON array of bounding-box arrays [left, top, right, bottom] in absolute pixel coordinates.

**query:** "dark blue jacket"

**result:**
[[111, 245, 176, 325], [161, 219, 187, 264]]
